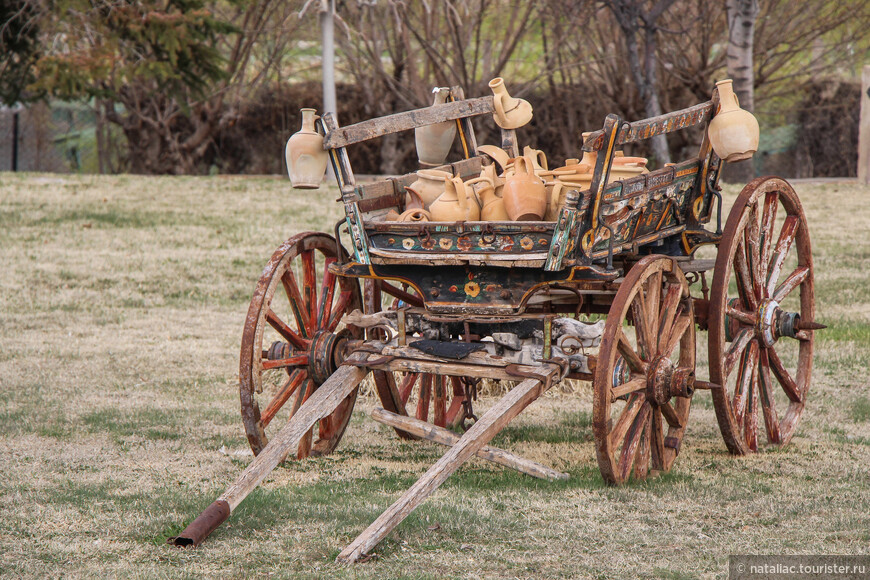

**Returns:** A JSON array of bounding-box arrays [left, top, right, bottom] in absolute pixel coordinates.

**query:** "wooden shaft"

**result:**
[[370, 408, 568, 481], [337, 368, 557, 563], [170, 353, 369, 548]]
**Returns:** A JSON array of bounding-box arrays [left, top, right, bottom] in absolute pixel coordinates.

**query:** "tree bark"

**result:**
[[724, 0, 758, 182]]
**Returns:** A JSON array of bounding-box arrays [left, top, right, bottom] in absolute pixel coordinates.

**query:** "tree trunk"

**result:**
[[724, 0, 758, 182]]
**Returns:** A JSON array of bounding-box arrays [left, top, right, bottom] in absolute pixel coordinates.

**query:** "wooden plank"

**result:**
[[371, 408, 568, 481], [583, 101, 715, 151], [324, 97, 494, 149], [336, 369, 557, 563], [169, 352, 370, 547]]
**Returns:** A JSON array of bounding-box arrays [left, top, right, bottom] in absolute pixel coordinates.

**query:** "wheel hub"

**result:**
[[756, 299, 802, 347], [308, 329, 348, 385], [646, 356, 694, 405]]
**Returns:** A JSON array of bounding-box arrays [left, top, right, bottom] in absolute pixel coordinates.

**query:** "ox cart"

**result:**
[[170, 81, 821, 562]]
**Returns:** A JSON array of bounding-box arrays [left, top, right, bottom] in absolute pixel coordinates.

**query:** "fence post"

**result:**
[[12, 110, 19, 172], [860, 65, 870, 184]]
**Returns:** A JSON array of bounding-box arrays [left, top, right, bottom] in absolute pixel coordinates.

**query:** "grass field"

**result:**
[[1, 172, 868, 579]]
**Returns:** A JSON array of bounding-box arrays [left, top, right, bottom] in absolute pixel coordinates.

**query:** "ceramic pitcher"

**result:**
[[286, 109, 328, 189], [415, 88, 457, 167], [708, 79, 759, 162], [502, 156, 547, 221], [489, 78, 533, 129], [407, 169, 452, 209], [429, 177, 481, 221]]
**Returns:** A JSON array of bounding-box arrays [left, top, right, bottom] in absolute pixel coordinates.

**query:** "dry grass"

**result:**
[[1, 172, 868, 579]]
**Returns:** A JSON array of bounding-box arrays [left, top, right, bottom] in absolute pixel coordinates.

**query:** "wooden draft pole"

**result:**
[[859, 65, 870, 184], [169, 352, 370, 547], [370, 408, 568, 481], [336, 366, 559, 563]]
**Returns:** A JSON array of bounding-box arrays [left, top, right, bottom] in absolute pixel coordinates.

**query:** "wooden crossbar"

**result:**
[[582, 101, 715, 152]]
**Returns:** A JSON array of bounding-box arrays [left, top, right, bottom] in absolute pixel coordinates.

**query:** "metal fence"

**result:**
[[0, 102, 100, 173]]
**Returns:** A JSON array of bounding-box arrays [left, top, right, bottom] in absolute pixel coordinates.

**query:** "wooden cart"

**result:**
[[171, 84, 821, 562]]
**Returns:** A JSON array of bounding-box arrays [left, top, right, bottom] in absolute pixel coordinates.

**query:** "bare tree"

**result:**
[[725, 0, 758, 111]]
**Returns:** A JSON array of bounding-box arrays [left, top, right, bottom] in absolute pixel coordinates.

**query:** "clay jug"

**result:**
[[415, 88, 457, 167], [544, 181, 563, 221], [522, 146, 549, 175], [429, 177, 480, 221], [399, 209, 431, 222], [708, 79, 759, 162], [407, 169, 452, 209], [285, 109, 328, 189], [489, 78, 533, 129], [502, 156, 547, 221]]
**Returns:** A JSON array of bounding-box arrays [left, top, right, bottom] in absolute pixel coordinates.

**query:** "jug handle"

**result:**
[[451, 177, 468, 213], [548, 181, 563, 217], [493, 94, 507, 126], [462, 176, 492, 209]]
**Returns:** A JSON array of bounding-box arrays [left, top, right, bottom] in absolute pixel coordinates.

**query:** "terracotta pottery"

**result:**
[[708, 79, 759, 162], [407, 169, 452, 209], [477, 144, 511, 173], [523, 146, 549, 174], [489, 77, 533, 129], [384, 209, 401, 221], [285, 108, 328, 189], [502, 156, 547, 221], [403, 187, 425, 211], [399, 209, 431, 222], [544, 180, 564, 221], [415, 88, 457, 167], [429, 177, 480, 221]]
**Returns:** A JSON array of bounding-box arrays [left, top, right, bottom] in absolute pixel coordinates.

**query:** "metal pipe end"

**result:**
[[167, 500, 230, 548]]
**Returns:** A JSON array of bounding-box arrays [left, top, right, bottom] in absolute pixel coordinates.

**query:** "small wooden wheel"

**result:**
[[709, 177, 816, 454], [240, 232, 363, 457], [365, 280, 468, 434], [594, 255, 696, 485]]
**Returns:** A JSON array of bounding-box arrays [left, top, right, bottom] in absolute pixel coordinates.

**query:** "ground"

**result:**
[[0, 173, 868, 579]]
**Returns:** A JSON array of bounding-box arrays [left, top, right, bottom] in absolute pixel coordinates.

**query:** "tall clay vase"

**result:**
[[502, 156, 547, 221], [285, 108, 328, 189], [415, 89, 457, 167], [708, 79, 760, 163], [489, 77, 533, 129], [429, 177, 480, 221]]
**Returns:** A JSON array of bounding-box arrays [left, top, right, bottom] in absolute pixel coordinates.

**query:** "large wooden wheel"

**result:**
[[364, 280, 468, 434], [594, 255, 696, 485], [240, 232, 363, 457], [709, 177, 817, 454]]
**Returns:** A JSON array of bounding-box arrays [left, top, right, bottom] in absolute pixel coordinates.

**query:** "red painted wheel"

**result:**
[[709, 177, 816, 454], [364, 280, 468, 433], [240, 232, 363, 457], [593, 256, 696, 485]]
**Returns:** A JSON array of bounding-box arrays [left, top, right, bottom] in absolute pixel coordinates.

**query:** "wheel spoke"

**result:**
[[657, 284, 682, 355], [630, 293, 654, 361], [609, 393, 644, 449], [765, 215, 800, 296], [326, 290, 354, 332], [260, 370, 307, 428], [650, 407, 665, 471], [617, 329, 647, 372], [261, 354, 308, 370], [725, 304, 757, 326], [280, 269, 312, 337], [379, 281, 425, 307], [733, 239, 758, 311], [301, 250, 318, 330], [745, 203, 762, 302], [316, 257, 337, 329], [723, 327, 754, 379], [745, 356, 759, 451], [634, 415, 651, 480], [611, 376, 646, 400], [399, 373, 418, 405], [265, 309, 308, 350], [445, 377, 466, 426], [660, 401, 682, 428], [433, 376, 447, 427], [645, 270, 663, 339], [618, 402, 652, 482], [768, 346, 802, 402], [662, 313, 691, 359], [732, 340, 759, 429], [772, 266, 810, 304], [416, 374, 432, 421], [758, 349, 782, 444], [759, 192, 779, 284]]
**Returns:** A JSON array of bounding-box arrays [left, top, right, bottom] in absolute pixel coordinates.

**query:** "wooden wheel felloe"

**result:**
[[240, 232, 363, 457], [593, 256, 696, 485], [709, 177, 817, 455], [364, 280, 467, 434]]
